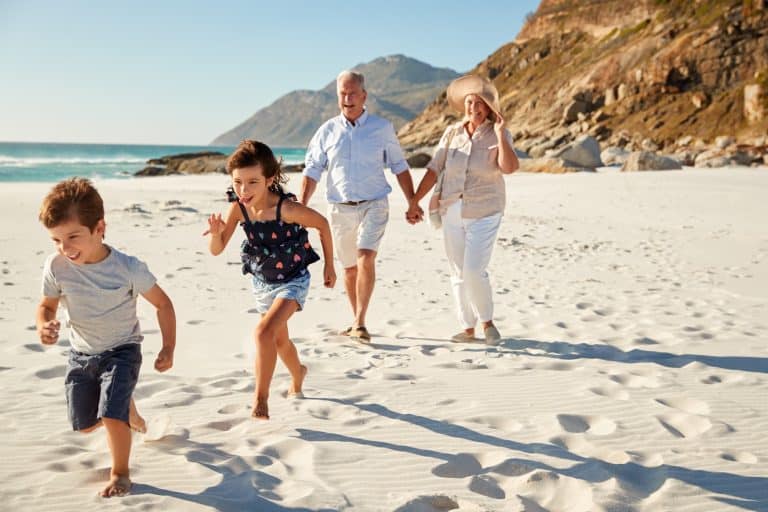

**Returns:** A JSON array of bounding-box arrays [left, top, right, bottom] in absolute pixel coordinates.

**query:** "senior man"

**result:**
[[300, 70, 421, 342]]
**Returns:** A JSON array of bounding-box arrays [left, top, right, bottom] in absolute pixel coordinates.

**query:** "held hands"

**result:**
[[154, 346, 174, 372], [323, 263, 337, 288], [406, 200, 424, 225], [38, 319, 60, 345], [203, 213, 225, 236]]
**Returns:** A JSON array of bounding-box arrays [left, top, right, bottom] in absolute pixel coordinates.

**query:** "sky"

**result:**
[[0, 0, 540, 145]]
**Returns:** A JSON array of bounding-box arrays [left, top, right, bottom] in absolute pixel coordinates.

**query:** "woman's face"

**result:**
[[464, 94, 490, 126]]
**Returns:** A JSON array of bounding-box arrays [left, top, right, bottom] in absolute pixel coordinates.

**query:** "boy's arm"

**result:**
[[140, 284, 175, 372], [35, 296, 60, 345], [281, 202, 336, 288], [205, 202, 241, 256]]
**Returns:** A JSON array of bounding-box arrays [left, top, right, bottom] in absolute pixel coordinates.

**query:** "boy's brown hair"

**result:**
[[39, 177, 104, 231], [226, 140, 287, 194]]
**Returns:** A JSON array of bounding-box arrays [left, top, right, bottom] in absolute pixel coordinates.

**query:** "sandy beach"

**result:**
[[0, 167, 766, 511]]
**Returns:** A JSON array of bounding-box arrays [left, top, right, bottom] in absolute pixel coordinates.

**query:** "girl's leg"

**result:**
[[275, 322, 307, 396], [253, 298, 299, 419]]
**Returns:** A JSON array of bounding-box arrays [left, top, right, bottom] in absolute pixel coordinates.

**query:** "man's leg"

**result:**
[[354, 249, 377, 329], [344, 265, 358, 318]]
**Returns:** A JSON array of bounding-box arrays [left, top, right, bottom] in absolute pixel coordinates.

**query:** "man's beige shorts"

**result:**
[[328, 197, 389, 268]]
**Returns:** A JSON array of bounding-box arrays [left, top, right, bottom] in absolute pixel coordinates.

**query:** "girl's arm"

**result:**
[[281, 201, 336, 288], [36, 296, 60, 345], [140, 284, 175, 372], [205, 202, 242, 256]]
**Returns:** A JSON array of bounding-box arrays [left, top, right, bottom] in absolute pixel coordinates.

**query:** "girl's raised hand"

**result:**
[[203, 213, 225, 236]]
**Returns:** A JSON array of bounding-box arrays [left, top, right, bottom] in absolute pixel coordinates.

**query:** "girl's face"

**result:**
[[464, 94, 491, 126], [231, 164, 274, 207]]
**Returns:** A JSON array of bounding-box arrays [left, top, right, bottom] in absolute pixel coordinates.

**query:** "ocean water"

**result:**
[[0, 142, 306, 182]]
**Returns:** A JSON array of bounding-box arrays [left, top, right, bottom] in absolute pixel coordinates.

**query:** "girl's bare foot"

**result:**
[[100, 473, 131, 497], [288, 364, 308, 398], [129, 399, 146, 433], [252, 396, 269, 420]]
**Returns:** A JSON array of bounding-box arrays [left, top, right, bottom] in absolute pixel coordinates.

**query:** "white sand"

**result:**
[[0, 167, 766, 511]]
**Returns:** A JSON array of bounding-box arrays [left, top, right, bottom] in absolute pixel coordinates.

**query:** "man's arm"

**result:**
[[299, 175, 318, 206], [395, 170, 423, 223]]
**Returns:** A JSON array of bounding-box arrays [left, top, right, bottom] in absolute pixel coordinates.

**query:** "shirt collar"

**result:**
[[341, 109, 368, 128]]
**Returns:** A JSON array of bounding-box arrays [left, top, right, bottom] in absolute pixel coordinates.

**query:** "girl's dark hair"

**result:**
[[226, 140, 287, 194]]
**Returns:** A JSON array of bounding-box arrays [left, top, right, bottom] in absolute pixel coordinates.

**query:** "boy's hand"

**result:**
[[324, 264, 337, 288], [154, 347, 174, 372], [38, 320, 60, 345], [203, 213, 226, 236]]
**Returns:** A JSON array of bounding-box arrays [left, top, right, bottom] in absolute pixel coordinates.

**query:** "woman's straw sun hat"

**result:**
[[446, 74, 501, 118]]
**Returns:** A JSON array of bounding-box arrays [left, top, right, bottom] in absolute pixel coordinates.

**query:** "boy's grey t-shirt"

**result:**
[[41, 246, 157, 355]]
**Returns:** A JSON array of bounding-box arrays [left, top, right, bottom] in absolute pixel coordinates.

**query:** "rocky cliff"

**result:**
[[398, 0, 768, 154], [212, 55, 459, 148]]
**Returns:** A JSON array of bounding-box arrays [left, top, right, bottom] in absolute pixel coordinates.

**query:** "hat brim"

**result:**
[[446, 75, 502, 119]]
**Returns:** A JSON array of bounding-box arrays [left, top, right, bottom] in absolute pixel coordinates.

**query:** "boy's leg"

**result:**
[[101, 418, 132, 497], [97, 344, 142, 496], [129, 398, 146, 433], [275, 322, 307, 396], [253, 298, 299, 419]]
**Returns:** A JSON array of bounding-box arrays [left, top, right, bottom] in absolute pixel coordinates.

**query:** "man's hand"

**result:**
[[38, 319, 60, 345], [406, 201, 424, 225], [154, 347, 174, 372]]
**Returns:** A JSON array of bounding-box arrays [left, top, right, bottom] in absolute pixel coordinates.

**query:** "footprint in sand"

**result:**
[[720, 451, 758, 464], [431, 453, 483, 478], [656, 412, 712, 438], [556, 414, 617, 435], [655, 396, 710, 415], [589, 385, 630, 401], [469, 474, 505, 499], [393, 495, 459, 512], [34, 365, 66, 379]]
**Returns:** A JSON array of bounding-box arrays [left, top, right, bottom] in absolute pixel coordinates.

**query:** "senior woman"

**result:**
[[413, 75, 519, 345]]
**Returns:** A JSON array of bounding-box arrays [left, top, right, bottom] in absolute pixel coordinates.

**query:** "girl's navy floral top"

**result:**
[[233, 189, 320, 283]]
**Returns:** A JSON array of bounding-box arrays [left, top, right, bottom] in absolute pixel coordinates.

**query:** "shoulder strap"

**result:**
[[275, 193, 287, 222], [236, 201, 252, 226], [435, 125, 459, 193]]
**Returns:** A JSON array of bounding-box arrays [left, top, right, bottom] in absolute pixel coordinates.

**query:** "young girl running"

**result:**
[[205, 140, 335, 419]]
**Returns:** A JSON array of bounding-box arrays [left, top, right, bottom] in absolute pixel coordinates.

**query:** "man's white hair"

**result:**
[[336, 70, 366, 92]]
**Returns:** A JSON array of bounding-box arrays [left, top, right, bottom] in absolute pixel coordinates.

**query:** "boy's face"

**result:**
[[232, 164, 273, 207], [47, 218, 107, 265]]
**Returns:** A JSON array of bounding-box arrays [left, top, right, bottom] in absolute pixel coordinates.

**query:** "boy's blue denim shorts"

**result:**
[[251, 270, 311, 314], [65, 343, 142, 431]]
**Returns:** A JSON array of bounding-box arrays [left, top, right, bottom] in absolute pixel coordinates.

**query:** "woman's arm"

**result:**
[[495, 114, 519, 174]]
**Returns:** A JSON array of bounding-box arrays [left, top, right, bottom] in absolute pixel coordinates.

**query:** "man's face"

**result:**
[[337, 77, 367, 122]]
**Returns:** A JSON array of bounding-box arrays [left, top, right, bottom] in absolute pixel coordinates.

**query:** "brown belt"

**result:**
[[339, 200, 369, 206]]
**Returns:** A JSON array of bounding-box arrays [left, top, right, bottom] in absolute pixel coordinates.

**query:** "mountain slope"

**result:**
[[398, 0, 768, 151], [211, 55, 459, 147]]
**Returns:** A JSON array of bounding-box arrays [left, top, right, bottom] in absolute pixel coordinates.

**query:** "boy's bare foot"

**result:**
[[288, 364, 308, 398], [252, 397, 269, 420], [100, 474, 131, 497], [129, 399, 146, 433]]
